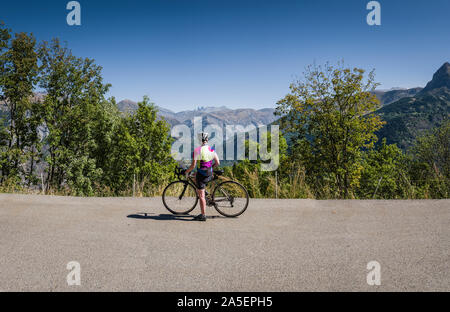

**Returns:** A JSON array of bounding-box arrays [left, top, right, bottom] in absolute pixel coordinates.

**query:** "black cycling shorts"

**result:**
[[196, 173, 213, 190]]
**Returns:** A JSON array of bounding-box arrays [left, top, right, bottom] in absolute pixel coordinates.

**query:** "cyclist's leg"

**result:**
[[196, 188, 206, 215], [195, 173, 213, 216]]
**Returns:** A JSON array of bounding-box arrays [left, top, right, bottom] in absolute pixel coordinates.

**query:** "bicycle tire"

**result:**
[[162, 180, 198, 215], [212, 180, 249, 217]]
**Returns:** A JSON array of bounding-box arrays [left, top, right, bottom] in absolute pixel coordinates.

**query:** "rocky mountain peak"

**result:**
[[422, 62, 450, 92]]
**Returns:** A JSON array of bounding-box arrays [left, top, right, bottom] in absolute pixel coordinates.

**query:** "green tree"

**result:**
[[105, 96, 176, 194], [224, 131, 296, 198], [0, 28, 40, 185], [358, 139, 410, 199], [38, 39, 111, 195], [276, 62, 385, 198], [0, 22, 11, 182], [409, 120, 449, 198], [90, 96, 121, 179]]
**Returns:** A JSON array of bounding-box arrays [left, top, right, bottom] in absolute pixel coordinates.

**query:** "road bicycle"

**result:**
[[162, 167, 249, 217]]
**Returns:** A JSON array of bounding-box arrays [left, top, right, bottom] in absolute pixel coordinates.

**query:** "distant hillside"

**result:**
[[372, 87, 423, 106], [2, 95, 276, 132], [376, 62, 450, 149], [116, 99, 139, 114], [116, 100, 277, 128]]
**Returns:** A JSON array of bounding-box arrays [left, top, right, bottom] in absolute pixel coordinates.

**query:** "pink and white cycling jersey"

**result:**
[[193, 145, 216, 173]]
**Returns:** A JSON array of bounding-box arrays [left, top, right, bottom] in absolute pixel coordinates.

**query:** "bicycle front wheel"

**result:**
[[162, 181, 198, 215], [212, 181, 249, 217]]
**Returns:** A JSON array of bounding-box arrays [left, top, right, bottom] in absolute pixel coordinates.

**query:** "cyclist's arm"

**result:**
[[213, 153, 220, 168], [185, 159, 196, 175]]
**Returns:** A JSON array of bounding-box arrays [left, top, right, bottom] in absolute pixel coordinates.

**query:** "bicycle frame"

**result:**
[[180, 174, 231, 205], [182, 173, 218, 193], [165, 167, 249, 217]]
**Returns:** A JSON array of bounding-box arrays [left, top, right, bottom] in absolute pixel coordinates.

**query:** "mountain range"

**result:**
[[375, 62, 450, 149], [2, 63, 449, 152], [372, 87, 423, 106], [270, 62, 449, 151], [116, 100, 277, 128], [89, 62, 450, 150]]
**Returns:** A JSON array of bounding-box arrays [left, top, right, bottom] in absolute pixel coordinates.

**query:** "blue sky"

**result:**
[[2, 0, 450, 111]]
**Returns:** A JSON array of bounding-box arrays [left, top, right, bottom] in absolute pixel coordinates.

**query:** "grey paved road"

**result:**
[[0, 194, 449, 291]]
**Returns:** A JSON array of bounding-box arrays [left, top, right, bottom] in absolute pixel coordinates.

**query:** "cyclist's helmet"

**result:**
[[197, 132, 209, 143]]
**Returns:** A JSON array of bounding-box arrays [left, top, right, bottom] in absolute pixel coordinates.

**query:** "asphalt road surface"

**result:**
[[0, 194, 449, 291]]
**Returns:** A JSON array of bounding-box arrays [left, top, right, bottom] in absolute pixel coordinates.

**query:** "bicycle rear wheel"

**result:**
[[212, 181, 249, 217], [162, 181, 198, 215]]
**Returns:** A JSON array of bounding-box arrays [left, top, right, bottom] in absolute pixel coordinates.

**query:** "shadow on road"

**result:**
[[127, 213, 226, 221]]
